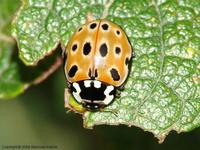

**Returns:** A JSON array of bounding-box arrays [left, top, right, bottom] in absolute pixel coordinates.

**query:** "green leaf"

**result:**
[[0, 0, 19, 35], [0, 0, 25, 99], [12, 0, 104, 65], [0, 42, 25, 99], [12, 0, 200, 142]]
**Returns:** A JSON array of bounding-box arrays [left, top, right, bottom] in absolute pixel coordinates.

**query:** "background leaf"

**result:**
[[0, 0, 62, 99], [0, 42, 25, 99], [0, 0, 25, 99], [12, 0, 200, 142]]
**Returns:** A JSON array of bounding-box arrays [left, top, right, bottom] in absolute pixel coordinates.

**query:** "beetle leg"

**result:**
[[100, 108, 118, 117]]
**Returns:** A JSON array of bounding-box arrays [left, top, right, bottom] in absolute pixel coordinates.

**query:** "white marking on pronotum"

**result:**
[[103, 95, 114, 105], [72, 82, 82, 103], [103, 85, 114, 105], [73, 82, 81, 92], [94, 80, 101, 88], [84, 80, 91, 88], [104, 85, 114, 95]]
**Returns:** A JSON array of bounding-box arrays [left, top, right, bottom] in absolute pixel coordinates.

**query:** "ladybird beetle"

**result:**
[[64, 19, 133, 111]]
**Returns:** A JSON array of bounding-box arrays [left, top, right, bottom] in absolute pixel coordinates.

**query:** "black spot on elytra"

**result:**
[[69, 65, 78, 78], [90, 23, 97, 29], [83, 42, 91, 55], [95, 69, 98, 77], [88, 68, 98, 79], [115, 46, 121, 54], [125, 57, 130, 65], [99, 43, 108, 57], [102, 24, 109, 30], [88, 68, 92, 77], [78, 27, 82, 32], [72, 44, 77, 51], [116, 30, 120, 35], [110, 68, 120, 81]]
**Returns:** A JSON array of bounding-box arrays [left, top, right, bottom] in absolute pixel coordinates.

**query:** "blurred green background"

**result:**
[[0, 65, 200, 150]]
